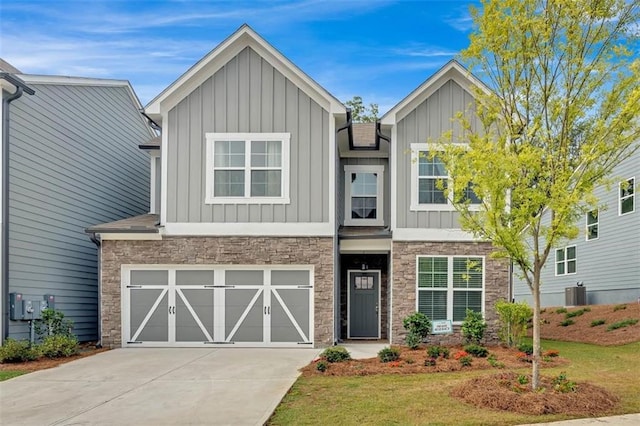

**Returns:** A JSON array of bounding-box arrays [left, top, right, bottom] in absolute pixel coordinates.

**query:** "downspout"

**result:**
[[1, 74, 35, 343], [88, 232, 102, 348]]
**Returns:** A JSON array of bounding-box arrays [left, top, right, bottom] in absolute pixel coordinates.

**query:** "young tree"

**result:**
[[439, 0, 640, 389], [345, 96, 379, 122]]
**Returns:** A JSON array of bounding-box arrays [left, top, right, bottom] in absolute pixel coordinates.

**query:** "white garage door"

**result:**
[[122, 266, 314, 348]]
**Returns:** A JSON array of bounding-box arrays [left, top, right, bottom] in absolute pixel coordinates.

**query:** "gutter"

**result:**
[[1, 73, 35, 343]]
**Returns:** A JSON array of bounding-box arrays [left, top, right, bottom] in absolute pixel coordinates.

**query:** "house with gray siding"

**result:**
[[1, 62, 155, 343], [87, 25, 509, 349], [513, 152, 639, 307]]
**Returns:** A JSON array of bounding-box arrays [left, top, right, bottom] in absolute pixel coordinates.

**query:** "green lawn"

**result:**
[[269, 340, 640, 425], [0, 370, 26, 381]]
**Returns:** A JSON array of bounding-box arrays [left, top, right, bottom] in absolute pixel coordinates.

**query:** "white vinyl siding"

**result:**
[[416, 256, 484, 323], [205, 133, 290, 204], [555, 246, 577, 276], [619, 177, 635, 215]]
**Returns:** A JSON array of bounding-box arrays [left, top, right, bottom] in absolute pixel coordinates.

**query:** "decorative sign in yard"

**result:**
[[431, 320, 453, 335]]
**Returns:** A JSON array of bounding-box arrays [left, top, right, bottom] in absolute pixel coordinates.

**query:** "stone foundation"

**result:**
[[100, 236, 334, 348], [391, 241, 509, 345]]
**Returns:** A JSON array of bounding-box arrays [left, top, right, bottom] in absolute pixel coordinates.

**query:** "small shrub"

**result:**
[[495, 300, 533, 347], [378, 347, 400, 363], [517, 374, 529, 385], [552, 372, 577, 393], [453, 350, 469, 360], [0, 339, 40, 363], [405, 357, 415, 365], [424, 357, 437, 367], [39, 335, 79, 358], [613, 304, 627, 312], [464, 343, 488, 358], [590, 319, 606, 327], [540, 308, 547, 314], [606, 319, 639, 331], [555, 307, 567, 314], [516, 351, 532, 363], [427, 345, 449, 359], [458, 355, 473, 367], [321, 346, 351, 363], [543, 349, 560, 358], [516, 342, 534, 355], [487, 354, 504, 368], [402, 312, 432, 345], [316, 360, 328, 372], [461, 309, 487, 344], [35, 308, 74, 339], [584, 307, 591, 312], [405, 331, 422, 350], [565, 309, 587, 318], [559, 319, 575, 327]]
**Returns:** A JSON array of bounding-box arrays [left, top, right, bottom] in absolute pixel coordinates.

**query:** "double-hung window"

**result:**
[[344, 165, 384, 226], [619, 177, 635, 215], [417, 256, 484, 322], [586, 210, 598, 241], [205, 133, 290, 204], [555, 246, 576, 275], [410, 143, 480, 211]]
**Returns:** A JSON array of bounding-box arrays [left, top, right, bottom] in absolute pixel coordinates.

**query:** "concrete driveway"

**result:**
[[0, 347, 320, 426]]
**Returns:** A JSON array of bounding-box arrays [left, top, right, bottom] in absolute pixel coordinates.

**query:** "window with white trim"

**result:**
[[416, 256, 483, 322], [586, 210, 598, 241], [205, 133, 290, 204], [344, 165, 384, 226], [410, 144, 480, 211], [619, 177, 634, 215], [555, 246, 576, 275]]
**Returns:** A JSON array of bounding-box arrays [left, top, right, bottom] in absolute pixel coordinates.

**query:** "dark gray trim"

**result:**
[[85, 228, 159, 234], [1, 74, 35, 342]]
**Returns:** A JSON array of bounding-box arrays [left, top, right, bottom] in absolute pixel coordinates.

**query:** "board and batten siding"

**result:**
[[166, 46, 330, 224], [395, 79, 480, 230], [339, 157, 390, 227], [8, 82, 152, 341], [513, 153, 640, 306]]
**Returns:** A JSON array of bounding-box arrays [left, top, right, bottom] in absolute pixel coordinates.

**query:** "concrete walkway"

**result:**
[[0, 347, 319, 426]]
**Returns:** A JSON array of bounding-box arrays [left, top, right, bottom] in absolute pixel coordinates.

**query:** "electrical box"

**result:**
[[9, 293, 23, 320], [44, 294, 55, 310], [22, 300, 47, 320]]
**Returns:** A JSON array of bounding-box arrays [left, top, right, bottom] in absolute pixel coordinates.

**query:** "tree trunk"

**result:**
[[531, 270, 541, 390]]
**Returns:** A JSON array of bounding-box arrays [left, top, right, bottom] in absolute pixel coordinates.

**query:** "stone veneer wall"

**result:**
[[392, 241, 509, 346], [100, 236, 334, 348]]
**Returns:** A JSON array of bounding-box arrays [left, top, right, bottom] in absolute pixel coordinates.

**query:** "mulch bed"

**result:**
[[300, 344, 567, 377], [0, 343, 108, 372], [451, 372, 619, 415]]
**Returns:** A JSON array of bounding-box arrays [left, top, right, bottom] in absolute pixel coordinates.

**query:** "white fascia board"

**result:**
[[390, 124, 398, 231], [393, 228, 477, 242], [146, 25, 345, 116], [380, 60, 490, 125], [160, 113, 168, 226], [99, 233, 162, 240], [329, 115, 336, 230], [163, 222, 334, 237]]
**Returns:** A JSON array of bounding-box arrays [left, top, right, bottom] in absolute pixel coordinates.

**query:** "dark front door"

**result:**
[[348, 271, 379, 338]]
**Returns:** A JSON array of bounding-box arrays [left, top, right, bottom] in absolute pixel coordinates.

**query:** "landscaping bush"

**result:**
[[39, 335, 79, 358], [378, 347, 400, 363], [613, 304, 627, 312], [316, 360, 328, 372], [427, 345, 449, 359], [516, 342, 534, 355], [321, 346, 351, 363], [559, 319, 575, 327], [555, 307, 567, 314], [461, 309, 486, 344], [464, 343, 488, 358], [35, 308, 74, 339], [495, 300, 533, 347], [606, 319, 638, 331], [402, 312, 431, 348], [552, 372, 577, 393], [459, 355, 473, 367], [565, 309, 587, 318], [590, 319, 606, 327], [487, 354, 504, 368], [424, 357, 437, 367], [0, 339, 39, 363]]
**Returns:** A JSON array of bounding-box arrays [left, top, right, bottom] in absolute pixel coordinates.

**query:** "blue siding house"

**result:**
[[1, 61, 155, 342]]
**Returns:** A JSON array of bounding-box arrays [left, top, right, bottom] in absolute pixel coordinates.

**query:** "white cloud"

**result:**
[[445, 8, 474, 32]]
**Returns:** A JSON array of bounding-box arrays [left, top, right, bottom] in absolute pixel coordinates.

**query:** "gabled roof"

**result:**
[[145, 24, 345, 117], [380, 59, 491, 125]]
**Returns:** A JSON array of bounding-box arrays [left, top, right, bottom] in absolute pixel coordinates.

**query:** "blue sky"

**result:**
[[0, 0, 480, 113]]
